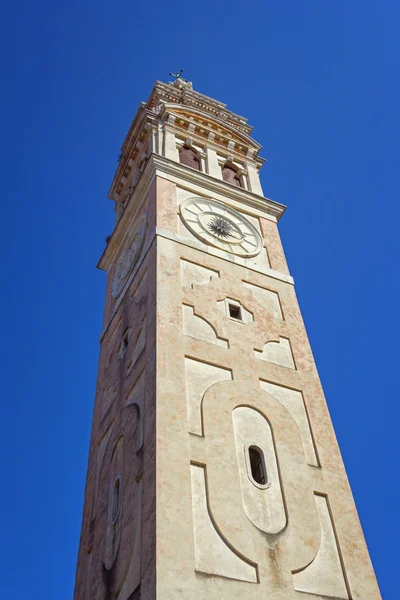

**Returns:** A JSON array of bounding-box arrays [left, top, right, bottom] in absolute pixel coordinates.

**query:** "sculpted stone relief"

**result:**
[[126, 317, 146, 374], [90, 391, 143, 600], [85, 267, 148, 600], [185, 357, 232, 436], [104, 437, 124, 571], [92, 423, 114, 521], [190, 463, 258, 583], [242, 280, 283, 320], [182, 304, 228, 348], [293, 494, 349, 599], [180, 258, 220, 288], [259, 380, 319, 467], [112, 213, 147, 299], [254, 336, 296, 369], [101, 386, 117, 420], [181, 259, 349, 598], [126, 369, 145, 452]]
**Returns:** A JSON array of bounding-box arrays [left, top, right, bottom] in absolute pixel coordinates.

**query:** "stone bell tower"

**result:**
[[73, 76, 381, 600]]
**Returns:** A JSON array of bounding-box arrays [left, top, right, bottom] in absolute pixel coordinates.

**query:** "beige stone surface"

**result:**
[[182, 304, 228, 347], [180, 258, 220, 287], [190, 463, 258, 582], [184, 356, 232, 436], [255, 336, 296, 369], [259, 379, 319, 467], [293, 494, 349, 599], [206, 147, 222, 179], [243, 280, 283, 318]]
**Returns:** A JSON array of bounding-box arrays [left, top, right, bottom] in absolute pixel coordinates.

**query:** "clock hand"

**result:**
[[224, 229, 242, 240]]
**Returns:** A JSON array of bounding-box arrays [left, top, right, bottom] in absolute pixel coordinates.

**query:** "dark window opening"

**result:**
[[112, 477, 121, 522], [179, 146, 200, 170], [222, 164, 242, 187], [119, 329, 129, 358], [229, 304, 242, 320], [249, 446, 267, 485]]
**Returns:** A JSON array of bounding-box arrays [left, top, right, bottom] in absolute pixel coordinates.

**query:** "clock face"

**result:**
[[180, 198, 263, 258], [112, 214, 147, 298]]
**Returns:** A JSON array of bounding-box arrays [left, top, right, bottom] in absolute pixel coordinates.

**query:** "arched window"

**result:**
[[248, 446, 267, 485], [111, 476, 121, 523], [179, 146, 200, 170], [222, 164, 242, 187]]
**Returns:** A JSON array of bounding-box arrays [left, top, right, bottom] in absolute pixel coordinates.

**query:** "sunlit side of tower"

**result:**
[[73, 77, 381, 600]]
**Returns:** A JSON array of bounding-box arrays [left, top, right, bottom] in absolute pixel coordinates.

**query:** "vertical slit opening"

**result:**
[[112, 477, 121, 523], [249, 446, 267, 485]]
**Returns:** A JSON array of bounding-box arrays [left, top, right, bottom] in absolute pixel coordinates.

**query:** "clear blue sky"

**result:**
[[1, 1, 398, 598]]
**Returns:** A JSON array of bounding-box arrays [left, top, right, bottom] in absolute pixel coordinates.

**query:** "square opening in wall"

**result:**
[[228, 304, 242, 320]]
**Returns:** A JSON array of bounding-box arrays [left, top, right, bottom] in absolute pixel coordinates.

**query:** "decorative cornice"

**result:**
[[147, 81, 252, 135], [159, 103, 261, 151], [98, 156, 156, 272], [107, 80, 267, 203], [98, 153, 286, 272], [151, 153, 285, 219], [108, 109, 156, 201], [158, 104, 265, 170]]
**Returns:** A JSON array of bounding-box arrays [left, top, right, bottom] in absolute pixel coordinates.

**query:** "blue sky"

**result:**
[[1, 1, 398, 598]]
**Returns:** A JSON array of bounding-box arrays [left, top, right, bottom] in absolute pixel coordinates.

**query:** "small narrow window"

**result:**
[[229, 304, 242, 320], [179, 146, 200, 170], [249, 446, 267, 485], [111, 477, 121, 523], [118, 329, 129, 359]]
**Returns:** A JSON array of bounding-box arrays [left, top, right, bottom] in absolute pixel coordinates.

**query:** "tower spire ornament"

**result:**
[[73, 79, 382, 600], [169, 68, 184, 80], [168, 68, 192, 90]]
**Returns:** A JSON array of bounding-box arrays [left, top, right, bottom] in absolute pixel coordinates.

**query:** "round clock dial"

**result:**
[[112, 214, 147, 298], [180, 198, 263, 257]]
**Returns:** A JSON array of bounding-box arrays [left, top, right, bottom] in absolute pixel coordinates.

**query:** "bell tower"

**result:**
[[73, 76, 381, 600]]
